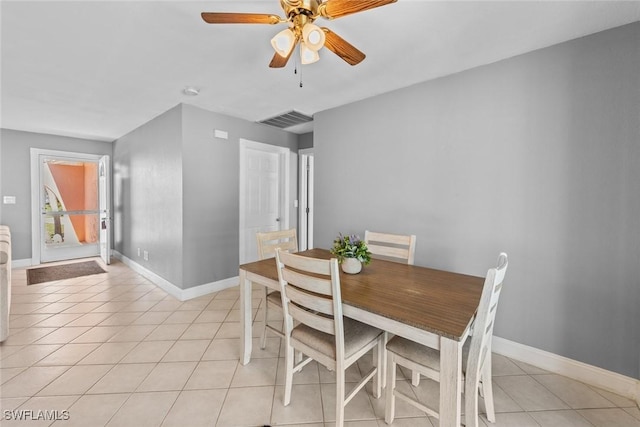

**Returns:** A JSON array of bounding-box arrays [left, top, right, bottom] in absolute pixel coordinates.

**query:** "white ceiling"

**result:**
[[2, 1, 639, 142]]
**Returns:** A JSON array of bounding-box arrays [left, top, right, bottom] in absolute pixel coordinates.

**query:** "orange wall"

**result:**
[[48, 162, 98, 243], [84, 163, 98, 243]]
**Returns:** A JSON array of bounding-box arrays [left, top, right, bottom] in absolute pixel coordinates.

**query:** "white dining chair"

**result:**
[[275, 249, 384, 427], [384, 253, 508, 427], [256, 228, 298, 349], [364, 230, 418, 385], [364, 230, 416, 265]]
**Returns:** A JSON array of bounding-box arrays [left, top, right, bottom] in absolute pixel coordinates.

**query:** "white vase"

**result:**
[[341, 258, 362, 274]]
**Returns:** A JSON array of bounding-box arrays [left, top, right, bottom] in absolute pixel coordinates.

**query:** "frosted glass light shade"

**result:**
[[300, 42, 319, 64], [271, 28, 296, 57], [302, 23, 325, 51]]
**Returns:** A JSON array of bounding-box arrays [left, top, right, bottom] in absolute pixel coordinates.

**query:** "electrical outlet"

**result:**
[[143, 250, 149, 261]]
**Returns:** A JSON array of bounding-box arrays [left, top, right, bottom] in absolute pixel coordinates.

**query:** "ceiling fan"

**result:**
[[201, 0, 397, 68]]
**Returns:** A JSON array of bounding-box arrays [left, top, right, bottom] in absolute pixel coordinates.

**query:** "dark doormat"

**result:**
[[27, 260, 106, 285]]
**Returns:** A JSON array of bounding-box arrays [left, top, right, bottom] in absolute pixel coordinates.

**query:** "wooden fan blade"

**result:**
[[319, 0, 397, 19], [201, 12, 281, 25], [269, 48, 294, 68], [269, 35, 299, 68], [322, 28, 365, 66]]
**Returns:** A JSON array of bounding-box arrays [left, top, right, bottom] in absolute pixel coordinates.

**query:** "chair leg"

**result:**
[[481, 357, 496, 423], [372, 337, 383, 398], [284, 342, 294, 406], [464, 373, 481, 427], [260, 286, 268, 349], [381, 331, 388, 389], [384, 352, 397, 424], [336, 367, 346, 427]]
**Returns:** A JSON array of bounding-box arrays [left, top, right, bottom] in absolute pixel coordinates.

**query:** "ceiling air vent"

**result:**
[[258, 110, 313, 129]]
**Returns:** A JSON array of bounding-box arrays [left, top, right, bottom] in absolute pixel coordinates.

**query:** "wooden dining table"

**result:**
[[238, 248, 485, 427]]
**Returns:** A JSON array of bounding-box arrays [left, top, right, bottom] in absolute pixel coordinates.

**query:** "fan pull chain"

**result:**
[[293, 48, 303, 88], [299, 63, 303, 88]]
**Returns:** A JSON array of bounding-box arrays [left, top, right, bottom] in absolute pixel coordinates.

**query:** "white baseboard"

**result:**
[[113, 251, 238, 301], [12, 259, 32, 269], [493, 336, 640, 406]]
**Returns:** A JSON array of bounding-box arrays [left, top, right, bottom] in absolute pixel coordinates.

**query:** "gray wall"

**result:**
[[113, 103, 299, 289], [181, 104, 298, 287], [298, 132, 314, 150], [113, 105, 184, 287], [313, 22, 640, 379], [0, 129, 113, 260]]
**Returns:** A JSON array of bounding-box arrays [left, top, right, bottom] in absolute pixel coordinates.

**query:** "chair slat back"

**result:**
[[289, 304, 335, 335], [281, 268, 333, 297], [364, 230, 416, 265], [467, 253, 508, 376], [283, 281, 334, 314], [276, 250, 343, 338], [256, 229, 298, 260]]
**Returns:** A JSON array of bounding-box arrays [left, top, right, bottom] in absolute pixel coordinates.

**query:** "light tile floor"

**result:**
[[1, 258, 639, 426]]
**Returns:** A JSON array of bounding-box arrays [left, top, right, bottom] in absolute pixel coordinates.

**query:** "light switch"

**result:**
[[3, 196, 16, 204]]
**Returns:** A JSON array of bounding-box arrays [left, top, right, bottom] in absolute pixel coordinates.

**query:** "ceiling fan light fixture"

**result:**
[[300, 42, 319, 64], [271, 28, 296, 57], [302, 23, 325, 51]]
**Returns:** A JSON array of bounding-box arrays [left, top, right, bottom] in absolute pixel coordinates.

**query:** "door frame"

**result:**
[[98, 155, 111, 265], [238, 139, 290, 264], [298, 148, 314, 250], [30, 148, 109, 265]]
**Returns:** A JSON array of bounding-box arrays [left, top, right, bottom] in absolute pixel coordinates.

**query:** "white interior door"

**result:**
[[99, 155, 111, 265], [239, 139, 290, 264]]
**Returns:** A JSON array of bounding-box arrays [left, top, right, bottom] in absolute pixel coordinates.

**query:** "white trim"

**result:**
[[30, 148, 42, 265], [493, 336, 640, 405], [12, 259, 33, 269], [306, 155, 314, 249], [298, 154, 308, 251], [297, 149, 314, 251], [181, 276, 239, 301], [98, 155, 111, 265], [12, 252, 114, 270], [113, 251, 238, 301]]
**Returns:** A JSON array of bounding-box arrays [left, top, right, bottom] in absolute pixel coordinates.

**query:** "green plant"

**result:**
[[330, 233, 371, 265]]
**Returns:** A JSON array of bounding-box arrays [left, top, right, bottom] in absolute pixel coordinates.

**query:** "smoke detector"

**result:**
[[183, 87, 200, 96]]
